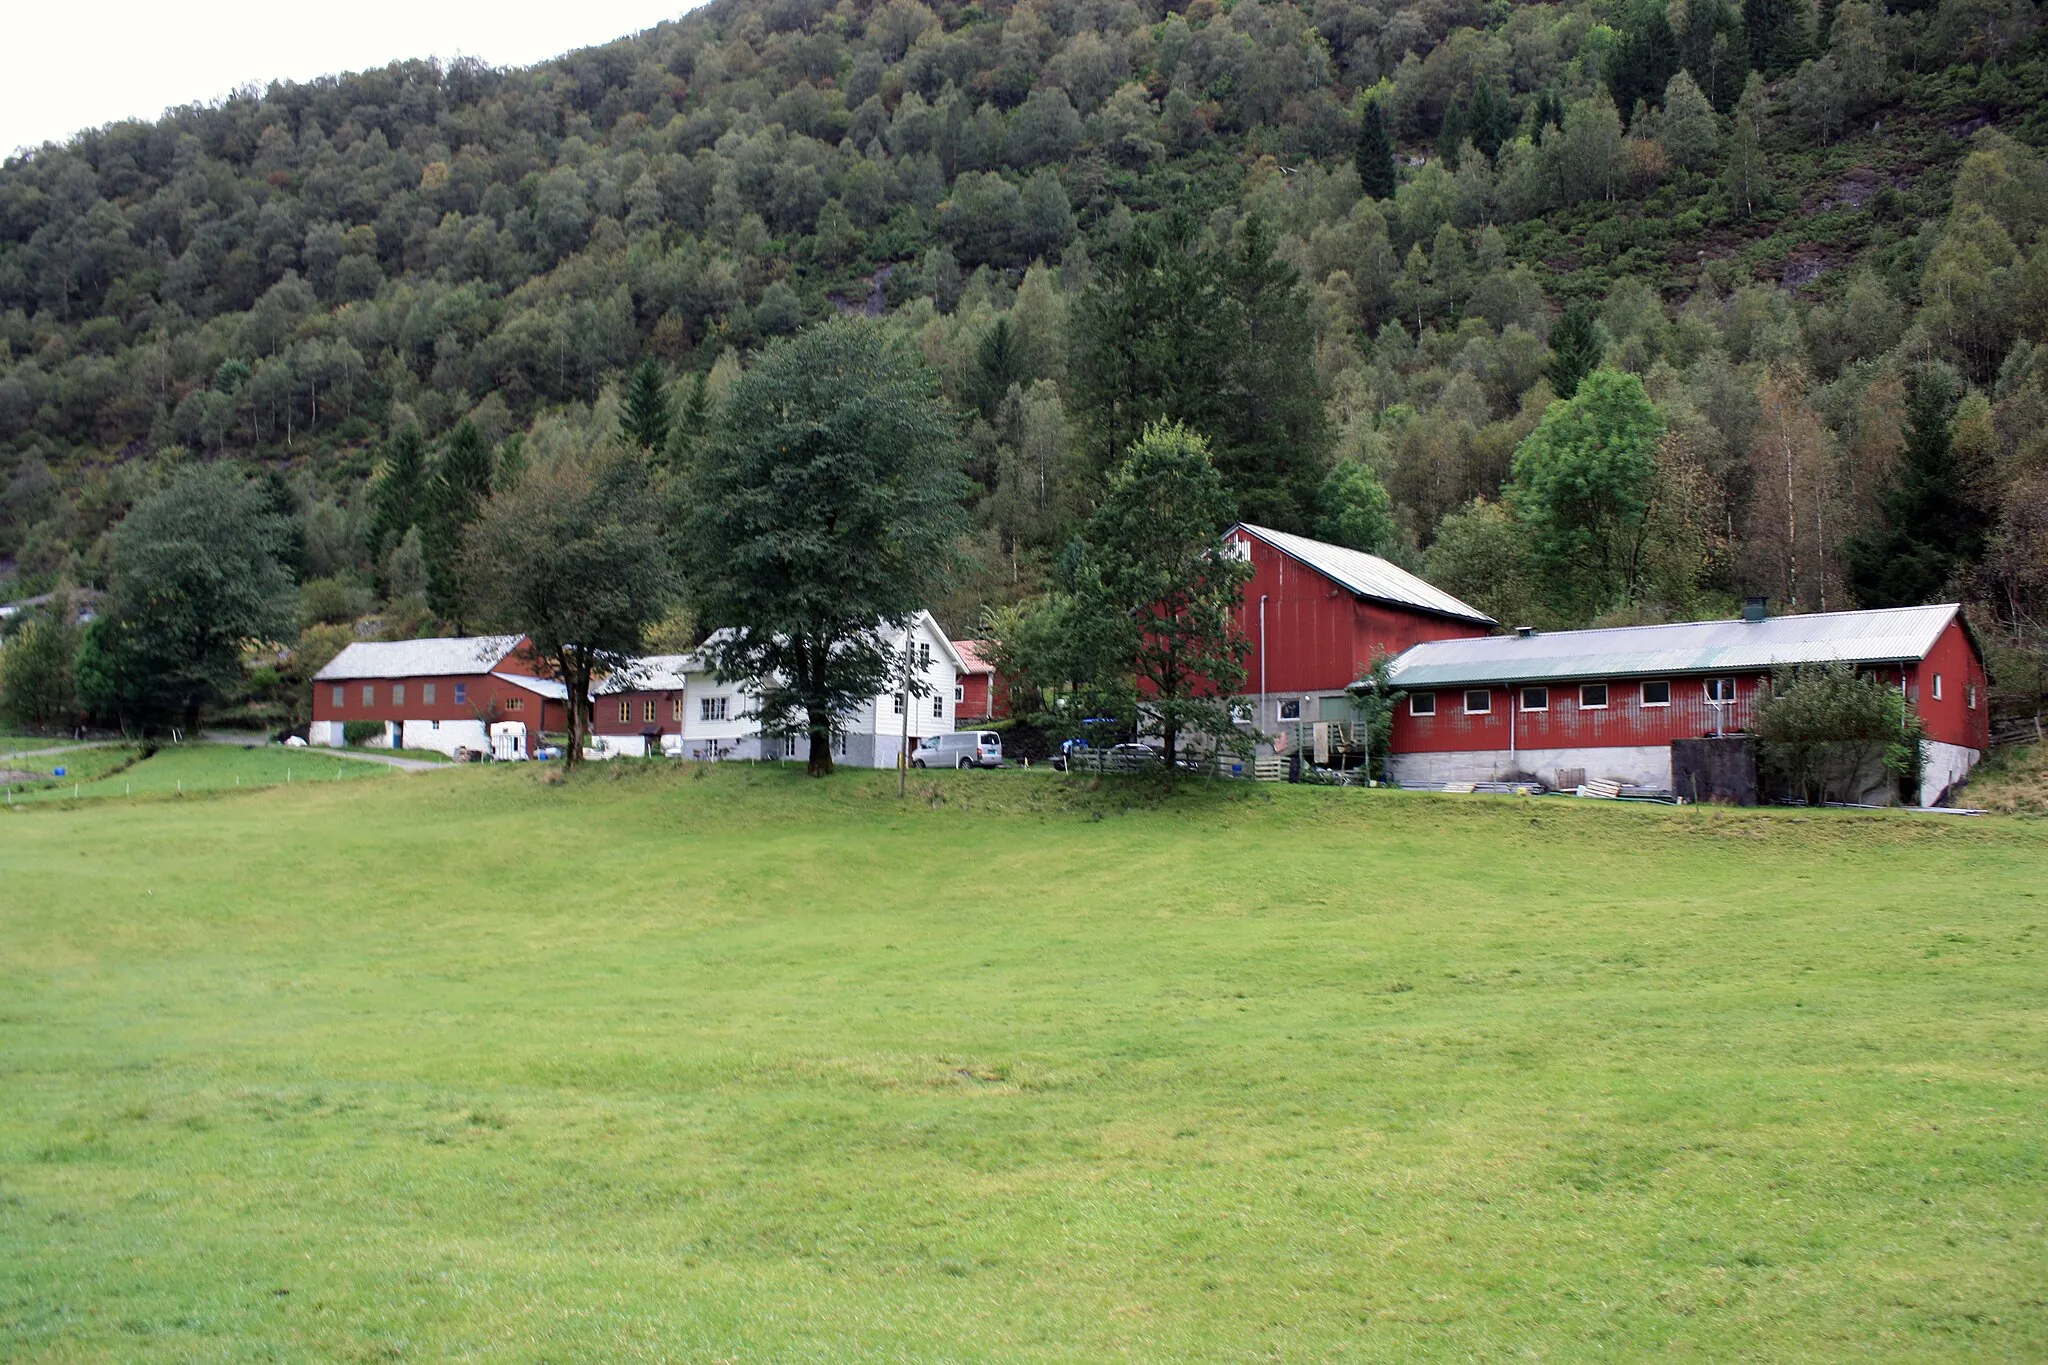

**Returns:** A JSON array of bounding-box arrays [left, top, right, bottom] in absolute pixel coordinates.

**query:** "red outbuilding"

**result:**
[[590, 655, 692, 756], [1386, 602, 1989, 806], [309, 634, 569, 759], [951, 639, 1006, 722], [1225, 523, 1495, 738]]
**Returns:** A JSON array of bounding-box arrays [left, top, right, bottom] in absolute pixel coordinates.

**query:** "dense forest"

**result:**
[[1, 0, 2045, 728]]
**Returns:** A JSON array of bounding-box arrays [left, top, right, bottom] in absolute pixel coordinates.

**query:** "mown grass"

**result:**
[[1, 763, 2043, 1360], [2, 742, 391, 804]]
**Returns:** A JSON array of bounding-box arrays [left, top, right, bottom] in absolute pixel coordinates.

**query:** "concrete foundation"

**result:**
[[1389, 744, 1675, 791], [401, 718, 488, 757], [1922, 740, 1981, 807]]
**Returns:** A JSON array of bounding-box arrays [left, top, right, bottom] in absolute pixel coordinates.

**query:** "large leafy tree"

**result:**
[[0, 606, 79, 728], [1508, 369, 1666, 618], [685, 320, 972, 776], [79, 465, 297, 732], [1053, 422, 1253, 778], [463, 446, 677, 768]]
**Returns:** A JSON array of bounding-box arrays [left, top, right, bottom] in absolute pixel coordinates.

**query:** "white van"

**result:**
[[912, 731, 1004, 769]]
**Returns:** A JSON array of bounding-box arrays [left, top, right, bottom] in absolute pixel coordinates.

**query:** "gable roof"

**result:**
[[314, 634, 526, 681], [1389, 604, 1964, 688], [953, 639, 996, 675], [594, 654, 696, 694], [491, 672, 571, 701], [1232, 524, 1495, 626]]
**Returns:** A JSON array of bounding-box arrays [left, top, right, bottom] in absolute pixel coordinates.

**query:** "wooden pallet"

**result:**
[[1254, 756, 1288, 782], [1577, 778, 1623, 799]]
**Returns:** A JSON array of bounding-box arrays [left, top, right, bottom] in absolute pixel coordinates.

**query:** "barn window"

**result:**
[[1520, 686, 1548, 711], [617, 700, 631, 723], [1704, 678, 1737, 704], [423, 683, 436, 704], [362, 684, 375, 706], [1640, 680, 1671, 707], [1410, 692, 1436, 717], [454, 683, 467, 705], [644, 700, 657, 724], [393, 684, 405, 706], [955, 683, 965, 703], [1580, 683, 1607, 709], [332, 685, 344, 708], [1967, 684, 1978, 710], [505, 697, 524, 713], [1463, 689, 1492, 715], [1932, 673, 1943, 700], [1279, 699, 1302, 720], [673, 698, 685, 722], [700, 696, 729, 722]]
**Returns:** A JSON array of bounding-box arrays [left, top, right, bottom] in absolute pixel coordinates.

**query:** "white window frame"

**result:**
[[392, 683, 405, 706], [955, 683, 965, 703], [918, 642, 931, 670], [1967, 683, 1977, 710], [454, 683, 467, 705], [932, 694, 944, 718], [423, 683, 437, 704], [1409, 692, 1437, 717], [1463, 689, 1492, 716], [332, 685, 344, 708], [362, 684, 375, 706], [1519, 686, 1549, 712], [1279, 699, 1302, 720], [700, 696, 729, 723], [892, 693, 905, 715], [1704, 677, 1737, 704], [1579, 683, 1607, 709], [1932, 673, 1943, 701], [1640, 680, 1671, 708]]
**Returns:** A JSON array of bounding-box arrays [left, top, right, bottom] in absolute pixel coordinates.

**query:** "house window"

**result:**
[[1705, 677, 1737, 704], [644, 700, 656, 724], [362, 684, 375, 706], [423, 683, 436, 704], [393, 684, 405, 706], [618, 700, 631, 724], [918, 642, 931, 670], [1464, 689, 1492, 715], [504, 697, 524, 713], [700, 696, 729, 722], [1967, 684, 1978, 710], [1580, 683, 1608, 709], [835, 731, 848, 755], [1932, 673, 1943, 701], [454, 683, 467, 705], [672, 697, 685, 722], [955, 683, 965, 703], [1279, 699, 1302, 720], [893, 693, 905, 714], [1410, 692, 1436, 717], [1520, 686, 1548, 711], [332, 685, 344, 708], [430, 719, 439, 730], [1640, 680, 1671, 707], [932, 694, 944, 718], [785, 734, 798, 757]]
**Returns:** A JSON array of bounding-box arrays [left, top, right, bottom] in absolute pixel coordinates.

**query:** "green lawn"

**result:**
[[1, 766, 2042, 1360], [3, 743, 392, 804]]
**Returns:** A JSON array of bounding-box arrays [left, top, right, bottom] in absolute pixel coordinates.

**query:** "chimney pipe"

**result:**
[[1515, 625, 1535, 638], [1742, 596, 1769, 623]]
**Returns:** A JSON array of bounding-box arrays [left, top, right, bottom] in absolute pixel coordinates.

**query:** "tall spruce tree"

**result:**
[[425, 418, 494, 619], [1844, 371, 1989, 607], [370, 424, 428, 572], [1548, 303, 1605, 397], [1436, 99, 1468, 169], [1468, 78, 1512, 160], [620, 355, 674, 454], [1356, 100, 1398, 200]]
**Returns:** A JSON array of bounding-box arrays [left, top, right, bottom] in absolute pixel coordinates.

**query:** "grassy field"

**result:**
[[3, 743, 390, 804], [1, 763, 2043, 1361]]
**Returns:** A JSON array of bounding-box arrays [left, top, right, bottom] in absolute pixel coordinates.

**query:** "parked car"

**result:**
[[912, 731, 1004, 769]]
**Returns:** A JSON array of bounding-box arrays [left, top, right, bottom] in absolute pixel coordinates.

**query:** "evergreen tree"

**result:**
[[1610, 0, 1681, 122], [1355, 100, 1398, 200], [425, 418, 495, 618], [967, 316, 1029, 419], [620, 355, 674, 454], [1214, 214, 1335, 530], [369, 424, 428, 572], [1468, 79, 1512, 161], [667, 372, 713, 472], [1436, 99, 1467, 170], [1843, 372, 1990, 607], [1548, 303, 1605, 398]]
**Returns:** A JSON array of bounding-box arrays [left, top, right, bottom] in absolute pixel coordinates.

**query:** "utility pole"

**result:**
[[897, 621, 914, 798]]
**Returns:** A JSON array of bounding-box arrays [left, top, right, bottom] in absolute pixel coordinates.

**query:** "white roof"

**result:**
[[491, 672, 571, 700], [1233, 524, 1494, 625], [1390, 604, 1964, 688], [314, 634, 525, 681], [594, 654, 696, 694], [687, 611, 961, 679]]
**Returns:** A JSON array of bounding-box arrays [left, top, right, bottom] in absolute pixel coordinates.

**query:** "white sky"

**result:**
[[5, 0, 708, 157]]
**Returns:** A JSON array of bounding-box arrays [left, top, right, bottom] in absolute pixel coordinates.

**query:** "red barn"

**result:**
[[591, 655, 692, 756], [1386, 602, 1989, 806], [952, 640, 1006, 722], [309, 634, 569, 758], [1226, 523, 1495, 737]]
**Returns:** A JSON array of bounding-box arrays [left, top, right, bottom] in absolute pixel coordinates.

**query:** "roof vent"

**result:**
[[1515, 625, 1536, 639], [1742, 595, 1769, 623]]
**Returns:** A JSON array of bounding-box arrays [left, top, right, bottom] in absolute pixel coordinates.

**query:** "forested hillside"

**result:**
[[2, 0, 2046, 719]]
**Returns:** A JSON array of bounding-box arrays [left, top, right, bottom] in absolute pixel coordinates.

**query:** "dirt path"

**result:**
[[198, 732, 448, 774]]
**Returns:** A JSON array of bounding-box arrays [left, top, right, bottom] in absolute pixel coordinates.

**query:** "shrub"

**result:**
[[1754, 663, 1924, 805], [343, 720, 384, 746]]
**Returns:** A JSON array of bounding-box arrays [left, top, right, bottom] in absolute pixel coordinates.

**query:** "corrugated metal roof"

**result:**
[[1234, 524, 1495, 625], [594, 654, 697, 694], [1389, 604, 1961, 687], [314, 634, 525, 681], [491, 672, 571, 701]]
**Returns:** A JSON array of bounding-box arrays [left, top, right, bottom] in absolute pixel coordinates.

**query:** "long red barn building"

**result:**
[[309, 635, 568, 758], [1386, 603, 1989, 806], [1226, 523, 1495, 735]]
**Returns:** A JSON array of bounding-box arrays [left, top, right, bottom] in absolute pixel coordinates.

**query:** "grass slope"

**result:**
[[3, 743, 391, 805], [1, 765, 2043, 1360]]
